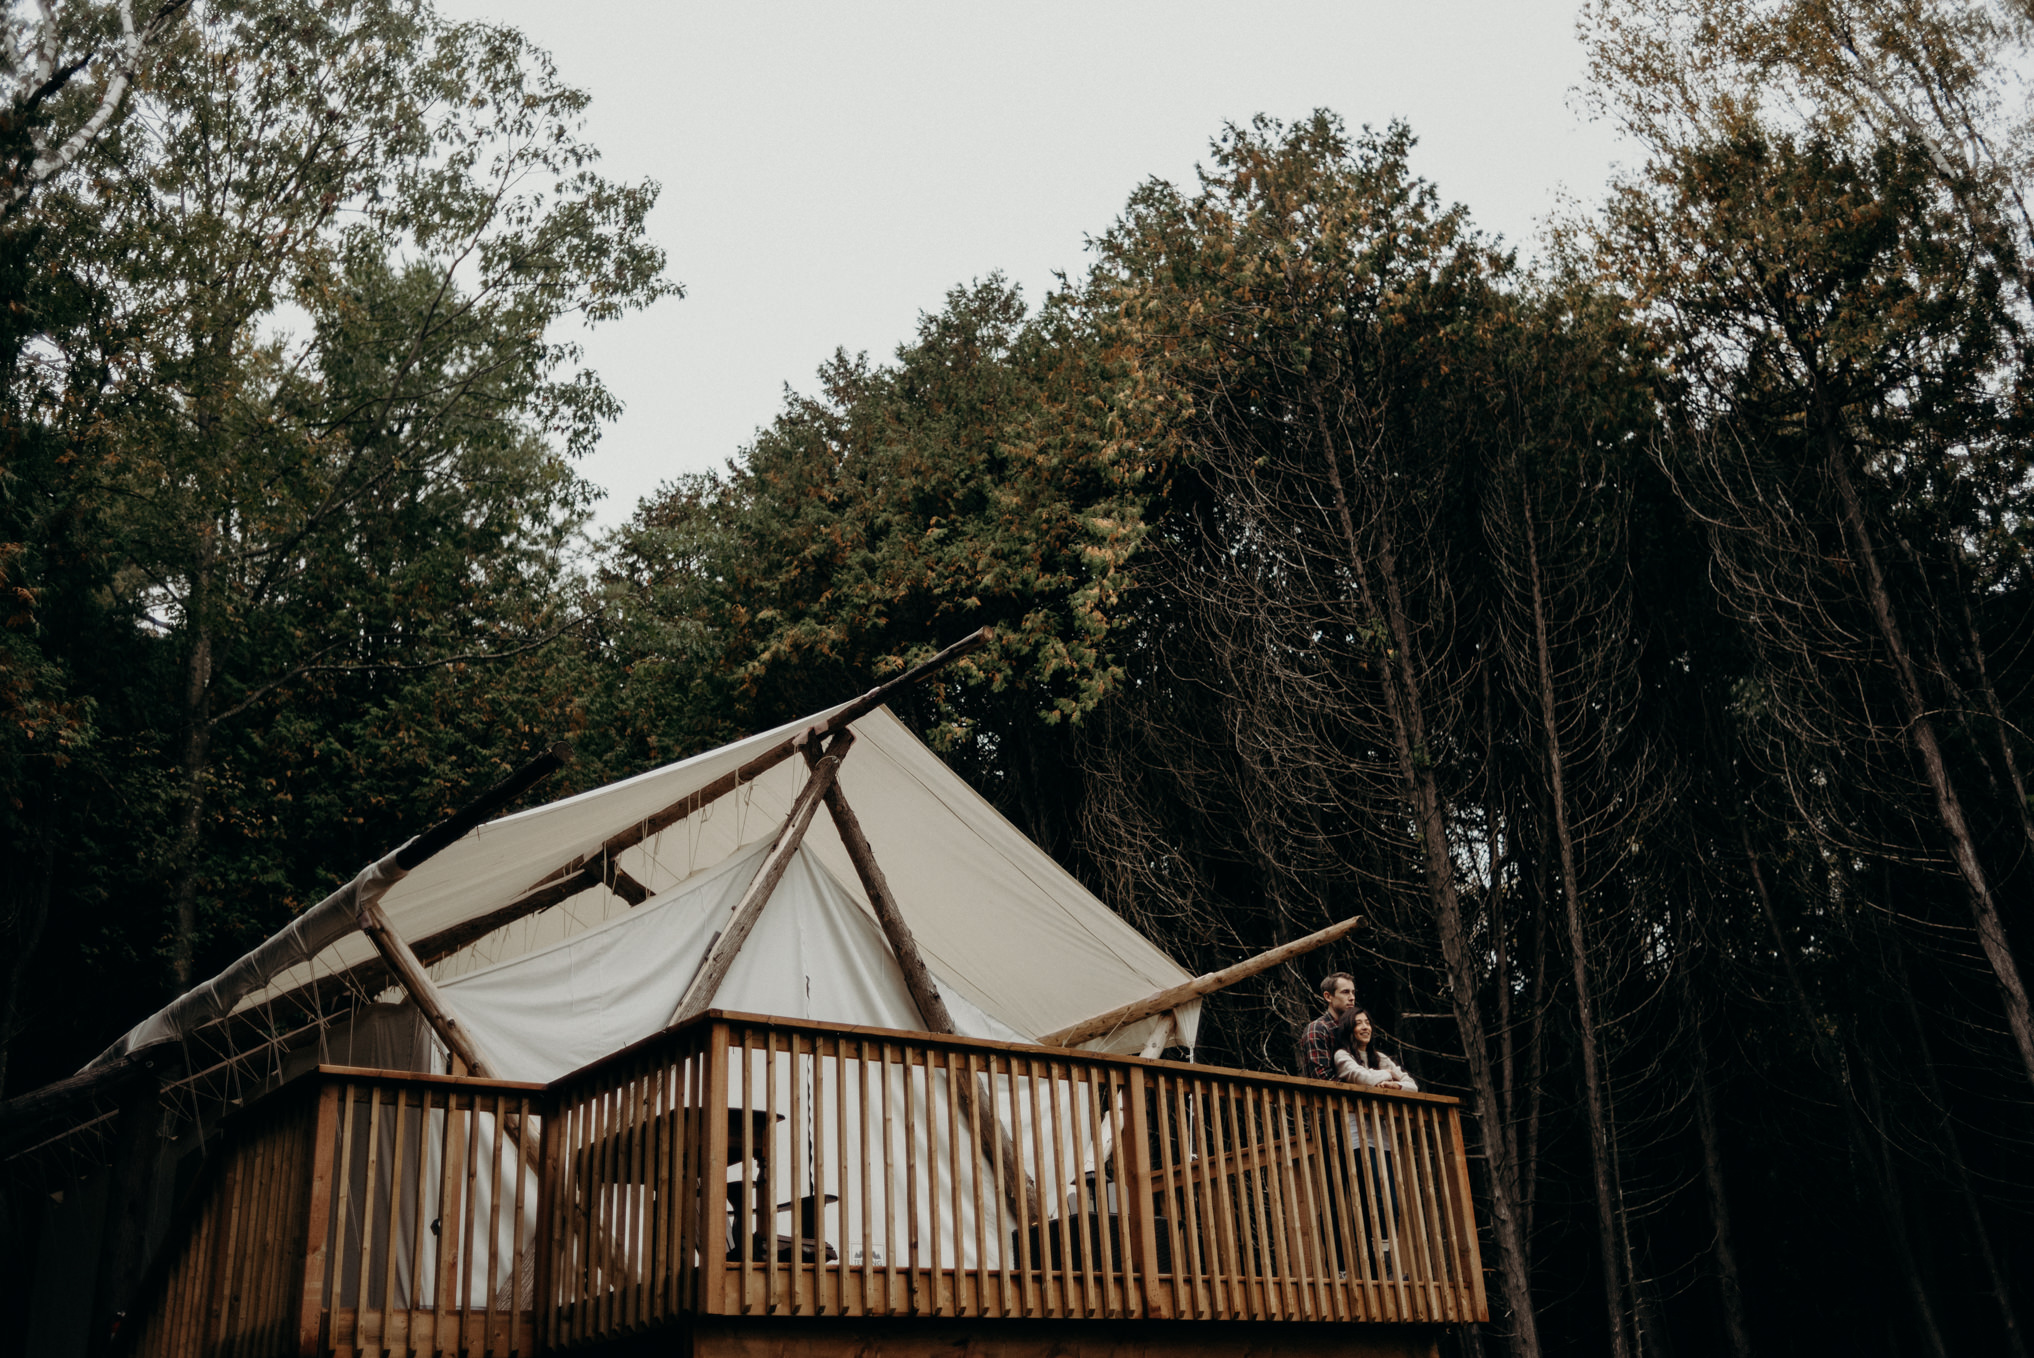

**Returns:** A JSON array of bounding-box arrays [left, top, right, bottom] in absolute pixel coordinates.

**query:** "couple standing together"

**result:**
[[1299, 972, 1418, 1092]]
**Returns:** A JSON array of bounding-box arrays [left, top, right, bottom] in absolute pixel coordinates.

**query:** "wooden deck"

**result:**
[[119, 1011, 1486, 1357]]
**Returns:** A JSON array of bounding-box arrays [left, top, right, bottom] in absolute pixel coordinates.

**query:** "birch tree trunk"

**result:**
[[1690, 1023, 1753, 1358]]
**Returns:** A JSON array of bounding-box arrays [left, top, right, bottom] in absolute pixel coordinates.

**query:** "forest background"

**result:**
[[4, 2, 2034, 1357]]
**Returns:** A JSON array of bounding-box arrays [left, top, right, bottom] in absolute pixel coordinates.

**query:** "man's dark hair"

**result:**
[[1319, 971, 1355, 997]]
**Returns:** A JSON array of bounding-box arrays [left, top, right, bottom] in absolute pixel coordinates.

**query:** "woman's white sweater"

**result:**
[[1333, 1048, 1418, 1092]]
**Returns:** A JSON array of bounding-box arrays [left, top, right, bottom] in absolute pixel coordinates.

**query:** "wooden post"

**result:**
[[813, 744, 951, 1031], [1138, 1011, 1181, 1059], [814, 751, 1042, 1223], [1118, 1068, 1166, 1319], [296, 1081, 342, 1358], [356, 893, 499, 1080], [670, 749, 846, 1026], [702, 1024, 731, 1317], [1036, 915, 1367, 1049]]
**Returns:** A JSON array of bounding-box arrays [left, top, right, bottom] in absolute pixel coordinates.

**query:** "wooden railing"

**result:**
[[305, 1069, 545, 1356], [124, 1021, 1487, 1356], [543, 1012, 1488, 1346], [125, 1066, 546, 1358]]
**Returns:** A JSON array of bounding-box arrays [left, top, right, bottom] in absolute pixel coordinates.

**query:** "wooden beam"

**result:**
[[0, 1040, 183, 1154], [355, 894, 501, 1079], [812, 753, 1042, 1221], [669, 743, 848, 1026], [815, 758, 954, 1033], [1036, 914, 1367, 1048], [505, 627, 994, 918], [607, 863, 651, 906]]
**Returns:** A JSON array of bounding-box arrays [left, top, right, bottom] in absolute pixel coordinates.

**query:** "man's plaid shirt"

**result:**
[[1299, 1011, 1337, 1081]]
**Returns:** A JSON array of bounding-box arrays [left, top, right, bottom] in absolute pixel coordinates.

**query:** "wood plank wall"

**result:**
[[119, 1085, 320, 1358], [121, 1068, 545, 1358]]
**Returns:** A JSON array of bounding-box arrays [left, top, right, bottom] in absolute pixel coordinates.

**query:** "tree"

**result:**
[[609, 275, 1149, 854], [1087, 113, 1552, 1355], [1604, 119, 2034, 1094], [0, 0, 673, 1084]]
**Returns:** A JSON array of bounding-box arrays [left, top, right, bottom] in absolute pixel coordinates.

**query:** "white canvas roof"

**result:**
[[437, 837, 1032, 1082], [100, 703, 1198, 1069]]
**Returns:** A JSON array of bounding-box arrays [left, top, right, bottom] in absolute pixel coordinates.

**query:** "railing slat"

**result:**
[[1448, 1106, 1490, 1320], [858, 1032, 874, 1309], [1396, 1099, 1437, 1322]]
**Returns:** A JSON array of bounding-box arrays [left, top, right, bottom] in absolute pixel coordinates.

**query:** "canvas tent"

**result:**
[[80, 696, 1207, 1308], [93, 700, 1202, 1081]]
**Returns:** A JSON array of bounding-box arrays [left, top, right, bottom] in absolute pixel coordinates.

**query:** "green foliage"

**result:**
[[610, 275, 1150, 754], [0, 0, 673, 1084]]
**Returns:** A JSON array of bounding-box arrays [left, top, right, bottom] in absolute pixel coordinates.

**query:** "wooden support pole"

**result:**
[[1037, 914, 1367, 1049], [1138, 1010, 1182, 1060], [356, 894, 501, 1080], [669, 744, 848, 1026], [816, 758, 954, 1033], [812, 748, 1042, 1221]]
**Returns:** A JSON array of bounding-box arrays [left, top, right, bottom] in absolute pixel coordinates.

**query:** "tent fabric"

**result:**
[[437, 838, 1028, 1084], [96, 704, 1198, 1068]]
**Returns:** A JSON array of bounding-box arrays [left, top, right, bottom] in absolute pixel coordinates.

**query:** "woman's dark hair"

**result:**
[[1331, 1007, 1381, 1069]]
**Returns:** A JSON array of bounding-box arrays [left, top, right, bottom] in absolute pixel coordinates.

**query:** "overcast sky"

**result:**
[[432, 2, 1631, 529]]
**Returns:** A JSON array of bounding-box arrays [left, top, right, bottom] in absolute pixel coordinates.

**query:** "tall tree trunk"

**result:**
[[169, 583, 214, 991], [1481, 665, 1520, 1153], [1321, 435, 1542, 1357], [1947, 560, 2034, 865], [1521, 493, 1632, 1358], [0, 805, 56, 1098], [1851, 1050, 1953, 1358], [1892, 943, 2029, 1358], [1523, 858, 1548, 1247], [1739, 821, 1951, 1358], [1821, 420, 2034, 1093], [1691, 1029, 1754, 1358]]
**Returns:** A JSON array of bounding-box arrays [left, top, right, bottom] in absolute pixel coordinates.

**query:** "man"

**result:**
[[1300, 971, 1357, 1080]]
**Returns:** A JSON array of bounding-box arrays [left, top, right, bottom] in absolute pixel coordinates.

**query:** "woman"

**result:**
[[1331, 1005, 1412, 1276], [1331, 1007, 1417, 1092]]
